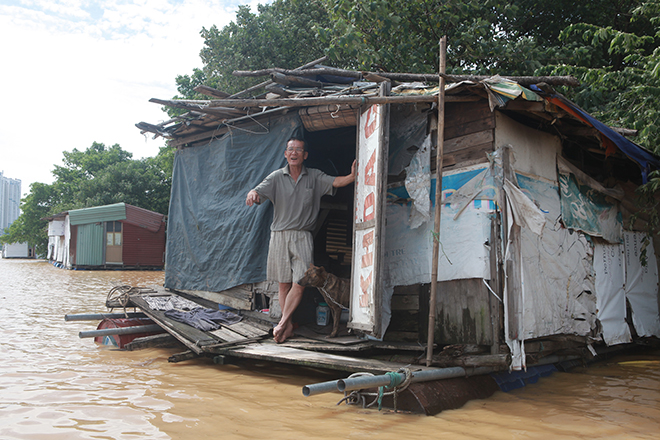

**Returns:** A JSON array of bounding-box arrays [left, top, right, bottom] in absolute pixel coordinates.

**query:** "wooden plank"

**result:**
[[431, 143, 493, 172], [444, 130, 494, 154], [282, 340, 374, 352], [442, 143, 492, 169], [489, 215, 502, 354], [209, 327, 249, 343], [445, 101, 492, 127], [444, 116, 495, 141], [228, 321, 270, 339], [506, 225, 522, 340], [177, 288, 253, 310], [219, 343, 432, 374], [293, 326, 363, 345], [152, 94, 476, 112]]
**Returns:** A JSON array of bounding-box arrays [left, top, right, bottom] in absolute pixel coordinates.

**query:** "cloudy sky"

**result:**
[[0, 0, 264, 197]]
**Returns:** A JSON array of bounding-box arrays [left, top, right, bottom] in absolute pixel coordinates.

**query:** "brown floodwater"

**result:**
[[0, 258, 658, 439]]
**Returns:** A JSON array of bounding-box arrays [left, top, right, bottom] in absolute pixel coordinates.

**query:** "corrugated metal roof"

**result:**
[[69, 203, 127, 226], [125, 204, 165, 233]]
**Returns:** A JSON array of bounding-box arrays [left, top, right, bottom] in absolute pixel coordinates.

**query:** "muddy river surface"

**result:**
[[0, 259, 659, 439]]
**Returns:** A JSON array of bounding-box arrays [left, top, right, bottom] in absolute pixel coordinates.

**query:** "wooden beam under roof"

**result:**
[[150, 93, 479, 111]]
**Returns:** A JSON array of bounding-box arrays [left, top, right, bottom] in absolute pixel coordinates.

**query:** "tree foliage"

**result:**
[[171, 0, 330, 107], [0, 143, 173, 255], [168, 0, 660, 227]]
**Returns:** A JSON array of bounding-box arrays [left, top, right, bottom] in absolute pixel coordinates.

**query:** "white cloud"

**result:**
[[0, 0, 265, 197]]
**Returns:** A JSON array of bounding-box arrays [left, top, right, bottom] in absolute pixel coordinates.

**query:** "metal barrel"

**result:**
[[302, 379, 341, 396], [65, 312, 146, 321], [337, 366, 495, 393], [78, 324, 163, 339]]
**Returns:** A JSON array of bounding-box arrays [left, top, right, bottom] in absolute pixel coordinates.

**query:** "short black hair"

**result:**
[[286, 137, 306, 150]]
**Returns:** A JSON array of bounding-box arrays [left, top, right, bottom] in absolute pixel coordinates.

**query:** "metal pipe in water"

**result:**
[[302, 379, 342, 397], [303, 366, 496, 396], [337, 367, 495, 393], [65, 312, 146, 321], [78, 324, 162, 338]]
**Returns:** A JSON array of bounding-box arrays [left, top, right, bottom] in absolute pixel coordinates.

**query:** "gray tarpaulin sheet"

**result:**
[[165, 114, 302, 293]]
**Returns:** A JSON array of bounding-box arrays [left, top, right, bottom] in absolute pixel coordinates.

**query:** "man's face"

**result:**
[[285, 139, 308, 167]]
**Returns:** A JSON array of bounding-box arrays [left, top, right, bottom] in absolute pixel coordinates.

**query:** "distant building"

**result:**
[[45, 202, 166, 270], [0, 171, 21, 234], [2, 242, 35, 259]]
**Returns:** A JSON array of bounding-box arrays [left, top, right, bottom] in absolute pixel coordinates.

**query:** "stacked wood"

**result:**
[[233, 66, 580, 87], [229, 55, 328, 98], [271, 72, 324, 88]]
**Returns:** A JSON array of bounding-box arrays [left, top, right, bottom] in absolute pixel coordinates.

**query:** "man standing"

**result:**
[[246, 137, 355, 343]]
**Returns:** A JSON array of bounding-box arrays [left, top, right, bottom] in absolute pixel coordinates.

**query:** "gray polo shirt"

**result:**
[[253, 164, 336, 232]]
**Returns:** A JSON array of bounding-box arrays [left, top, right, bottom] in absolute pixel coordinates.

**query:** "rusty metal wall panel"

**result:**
[[122, 222, 165, 267], [124, 204, 165, 233]]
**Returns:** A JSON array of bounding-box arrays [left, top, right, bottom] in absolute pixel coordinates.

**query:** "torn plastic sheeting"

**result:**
[[482, 75, 542, 111], [521, 226, 595, 338], [624, 231, 660, 337], [388, 104, 428, 177], [516, 176, 596, 339], [534, 90, 660, 183], [384, 198, 493, 287], [443, 167, 498, 221], [503, 179, 545, 236], [594, 242, 632, 346], [404, 134, 431, 229], [385, 165, 499, 286], [557, 168, 622, 244]]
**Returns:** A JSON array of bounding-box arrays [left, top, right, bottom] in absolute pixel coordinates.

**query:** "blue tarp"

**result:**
[[164, 114, 303, 293], [529, 86, 660, 182]]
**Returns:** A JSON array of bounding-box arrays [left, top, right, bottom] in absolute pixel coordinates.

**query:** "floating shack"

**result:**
[[126, 58, 660, 413], [46, 202, 166, 270], [2, 242, 35, 259]]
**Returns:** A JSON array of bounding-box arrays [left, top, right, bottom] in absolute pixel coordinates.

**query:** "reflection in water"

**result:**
[[0, 259, 658, 439]]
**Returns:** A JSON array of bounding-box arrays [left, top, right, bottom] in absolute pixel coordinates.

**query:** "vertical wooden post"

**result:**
[[426, 36, 447, 367]]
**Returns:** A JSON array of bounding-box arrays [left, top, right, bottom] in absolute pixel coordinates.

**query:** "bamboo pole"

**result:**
[[149, 94, 477, 112], [426, 36, 447, 367]]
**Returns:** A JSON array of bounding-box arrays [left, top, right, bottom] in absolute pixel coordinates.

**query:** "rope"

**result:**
[[336, 367, 414, 412], [107, 285, 141, 317]]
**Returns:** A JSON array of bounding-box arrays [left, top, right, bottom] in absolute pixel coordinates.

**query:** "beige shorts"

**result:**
[[267, 230, 313, 284]]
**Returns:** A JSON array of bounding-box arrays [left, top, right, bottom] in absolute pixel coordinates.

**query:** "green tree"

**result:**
[[319, 0, 550, 75], [536, 0, 660, 154], [172, 0, 330, 106], [1, 143, 174, 255], [48, 142, 172, 214]]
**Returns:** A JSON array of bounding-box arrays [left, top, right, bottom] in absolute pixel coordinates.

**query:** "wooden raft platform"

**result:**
[[124, 291, 427, 374], [213, 343, 430, 374]]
